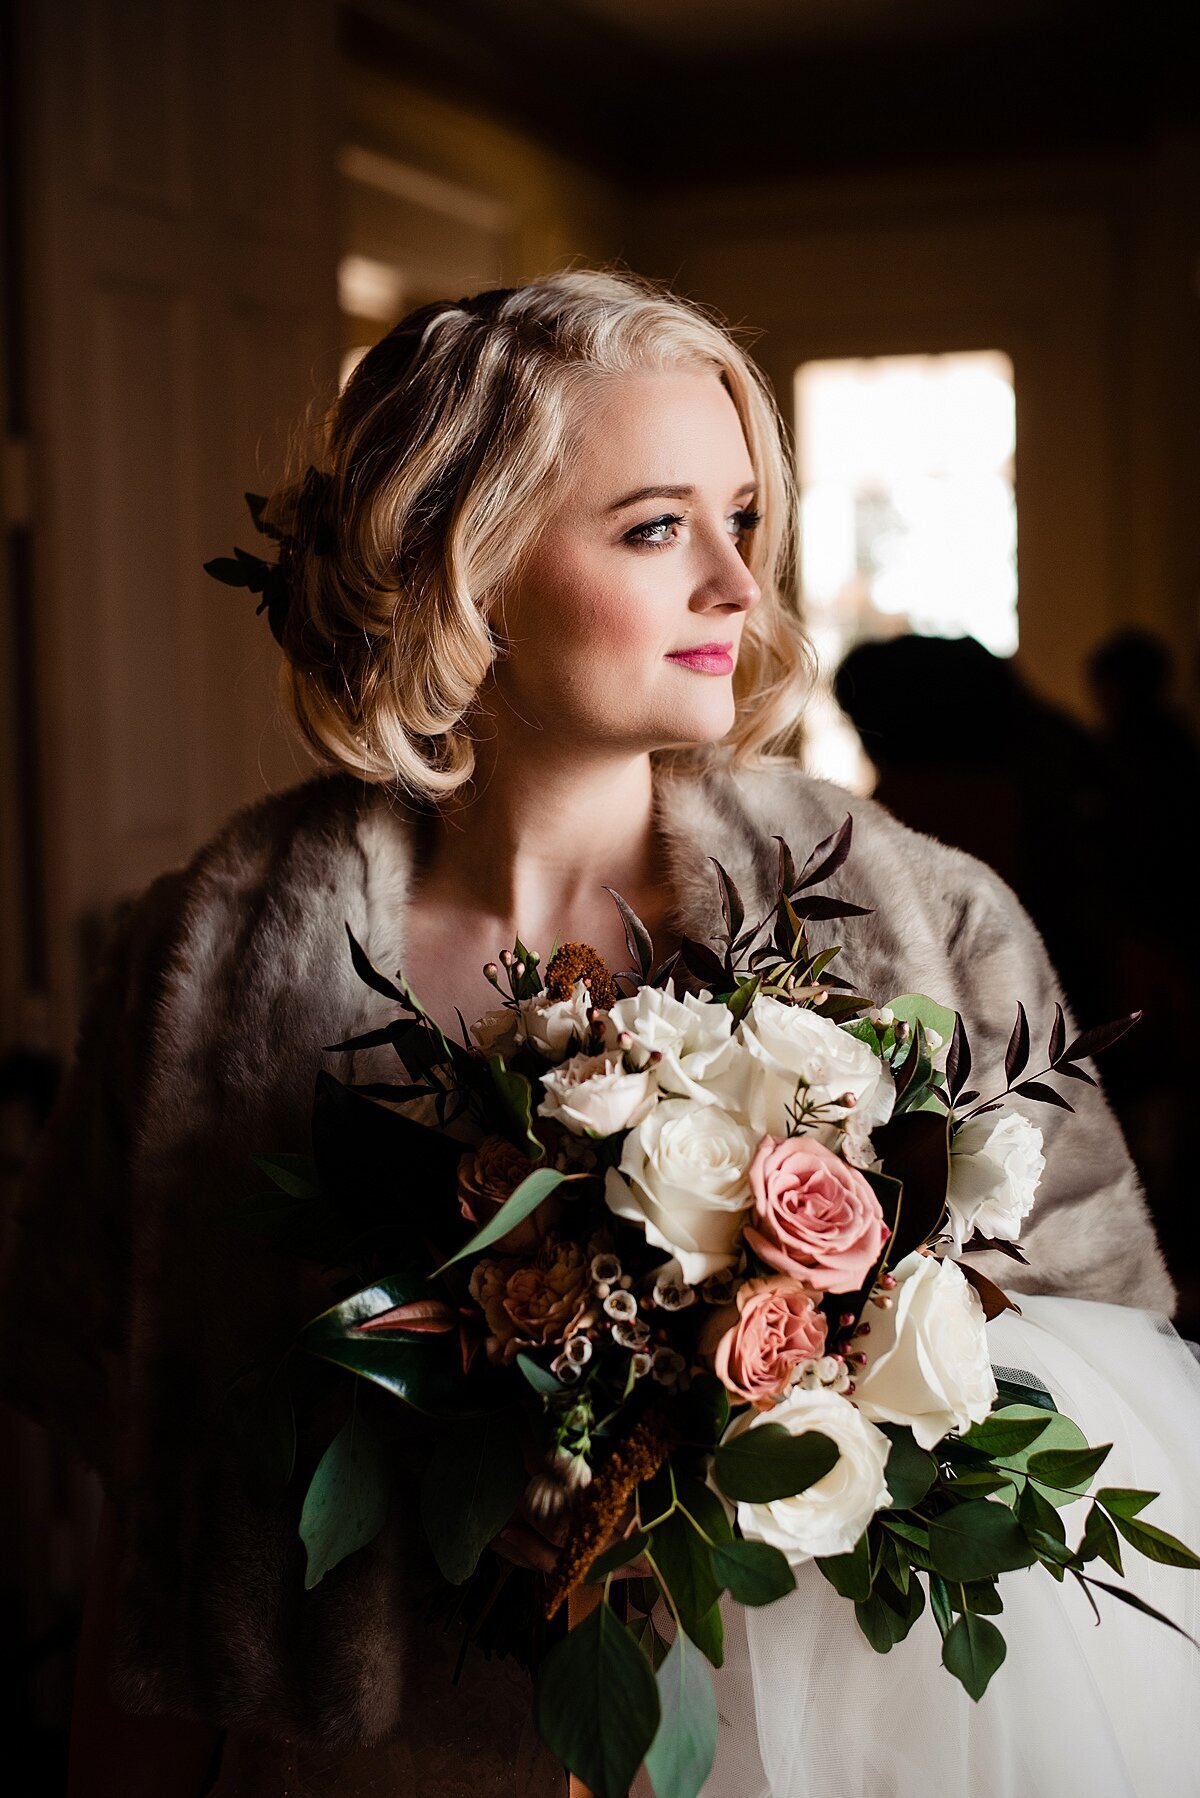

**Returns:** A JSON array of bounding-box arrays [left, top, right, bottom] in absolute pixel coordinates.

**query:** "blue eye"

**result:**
[[624, 507, 762, 550]]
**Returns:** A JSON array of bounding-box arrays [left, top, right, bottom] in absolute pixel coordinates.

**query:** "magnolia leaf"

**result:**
[[928, 1500, 1037, 1582], [713, 1422, 839, 1503], [300, 1413, 390, 1589], [300, 1275, 467, 1414], [434, 1165, 568, 1274], [420, 1410, 526, 1584], [533, 1599, 660, 1798], [643, 1634, 719, 1798], [942, 1612, 1006, 1700], [710, 1539, 796, 1606]]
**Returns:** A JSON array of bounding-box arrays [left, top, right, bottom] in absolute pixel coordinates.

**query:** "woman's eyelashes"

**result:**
[[624, 507, 762, 550]]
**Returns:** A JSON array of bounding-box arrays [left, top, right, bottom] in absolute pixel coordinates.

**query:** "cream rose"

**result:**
[[724, 1385, 893, 1563], [537, 1050, 657, 1137], [604, 1097, 760, 1284], [603, 981, 746, 1109], [855, 1251, 998, 1450], [518, 979, 597, 1061], [946, 1110, 1045, 1254], [732, 996, 896, 1149]]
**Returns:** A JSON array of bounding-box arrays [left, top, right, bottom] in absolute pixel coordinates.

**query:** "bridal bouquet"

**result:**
[[232, 817, 1199, 1798]]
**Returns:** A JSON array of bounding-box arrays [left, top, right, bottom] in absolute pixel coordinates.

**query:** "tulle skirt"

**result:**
[[643, 1297, 1200, 1798]]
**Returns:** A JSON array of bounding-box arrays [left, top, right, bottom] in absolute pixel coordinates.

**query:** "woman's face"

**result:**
[[490, 367, 762, 753]]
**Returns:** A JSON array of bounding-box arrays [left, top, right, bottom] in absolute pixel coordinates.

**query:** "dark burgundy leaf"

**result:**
[[960, 1231, 1030, 1264], [1004, 1003, 1030, 1087], [1013, 1080, 1075, 1112], [710, 858, 746, 944], [1056, 1063, 1098, 1086], [679, 934, 731, 989], [345, 924, 411, 1005], [1048, 1003, 1067, 1065], [1062, 1011, 1143, 1064], [774, 836, 798, 898], [955, 1090, 980, 1106], [961, 1264, 1021, 1320], [967, 1101, 1005, 1117], [603, 886, 654, 980], [793, 815, 854, 891], [946, 1013, 972, 1099], [790, 896, 875, 922]]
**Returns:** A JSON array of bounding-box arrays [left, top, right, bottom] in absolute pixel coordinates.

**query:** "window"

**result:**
[[795, 351, 1017, 789]]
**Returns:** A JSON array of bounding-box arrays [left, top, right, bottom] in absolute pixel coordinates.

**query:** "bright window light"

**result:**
[[795, 351, 1017, 790]]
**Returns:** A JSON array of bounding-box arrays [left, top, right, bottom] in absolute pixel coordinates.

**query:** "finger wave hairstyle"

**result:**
[[266, 264, 815, 804]]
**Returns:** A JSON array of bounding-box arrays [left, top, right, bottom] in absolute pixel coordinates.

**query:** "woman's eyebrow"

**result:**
[[605, 479, 757, 513]]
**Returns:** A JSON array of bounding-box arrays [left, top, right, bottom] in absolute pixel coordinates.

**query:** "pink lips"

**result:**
[[666, 640, 735, 675]]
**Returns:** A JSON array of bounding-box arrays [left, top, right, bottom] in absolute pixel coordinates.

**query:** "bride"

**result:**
[[3, 268, 1196, 1796]]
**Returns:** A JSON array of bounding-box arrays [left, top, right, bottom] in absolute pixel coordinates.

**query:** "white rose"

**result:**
[[724, 1385, 893, 1564], [855, 1251, 997, 1450], [731, 996, 895, 1147], [519, 979, 596, 1060], [470, 1006, 522, 1056], [537, 1051, 657, 1137], [946, 1110, 1045, 1254], [604, 1097, 760, 1284], [603, 980, 746, 1109]]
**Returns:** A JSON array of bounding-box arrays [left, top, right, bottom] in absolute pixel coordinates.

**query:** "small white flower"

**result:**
[[651, 1347, 687, 1387], [725, 1386, 893, 1563], [614, 1319, 651, 1350], [562, 1335, 593, 1366], [630, 1351, 653, 1380], [550, 1354, 583, 1384], [603, 1289, 638, 1322], [652, 1259, 697, 1311], [946, 1110, 1045, 1254], [590, 1252, 623, 1286]]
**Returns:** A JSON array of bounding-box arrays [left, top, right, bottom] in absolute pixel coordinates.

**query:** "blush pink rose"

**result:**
[[708, 1275, 828, 1405], [744, 1133, 888, 1293]]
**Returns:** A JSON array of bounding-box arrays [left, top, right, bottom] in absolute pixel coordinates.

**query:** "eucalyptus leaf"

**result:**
[[300, 1412, 390, 1589], [961, 1410, 1053, 1458], [649, 1513, 722, 1647], [587, 1531, 652, 1582], [987, 1404, 1091, 1508], [533, 1600, 661, 1798], [817, 1530, 873, 1602], [1105, 1510, 1200, 1570], [434, 1165, 568, 1273], [855, 1572, 924, 1652], [1025, 1443, 1111, 1490], [878, 1423, 937, 1509], [643, 1634, 718, 1798], [1078, 1503, 1124, 1576], [928, 1500, 1037, 1582]]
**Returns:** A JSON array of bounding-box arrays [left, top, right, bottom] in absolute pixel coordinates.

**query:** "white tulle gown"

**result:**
[[635, 1296, 1200, 1798]]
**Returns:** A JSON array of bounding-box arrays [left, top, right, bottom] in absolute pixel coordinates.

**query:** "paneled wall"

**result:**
[[10, 0, 339, 1048]]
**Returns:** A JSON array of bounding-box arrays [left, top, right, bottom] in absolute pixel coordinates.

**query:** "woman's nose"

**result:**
[[695, 528, 761, 614]]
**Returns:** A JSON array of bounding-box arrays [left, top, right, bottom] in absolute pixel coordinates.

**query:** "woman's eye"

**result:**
[[625, 512, 685, 548], [730, 507, 762, 538]]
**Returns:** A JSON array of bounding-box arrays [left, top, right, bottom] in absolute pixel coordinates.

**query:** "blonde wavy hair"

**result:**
[[266, 264, 814, 804]]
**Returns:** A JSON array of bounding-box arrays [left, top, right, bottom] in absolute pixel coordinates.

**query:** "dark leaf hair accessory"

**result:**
[[204, 464, 336, 647]]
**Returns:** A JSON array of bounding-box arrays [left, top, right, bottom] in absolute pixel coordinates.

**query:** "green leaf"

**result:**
[[961, 1410, 1053, 1458], [987, 1404, 1092, 1508], [928, 1500, 1037, 1582], [994, 1375, 1057, 1413], [300, 1413, 390, 1589], [587, 1532, 652, 1582], [533, 1599, 661, 1798], [252, 1151, 321, 1200], [434, 1165, 568, 1273], [878, 1423, 937, 1509], [1026, 1443, 1112, 1490], [487, 1056, 545, 1164], [1094, 1487, 1157, 1519], [1078, 1504, 1124, 1576], [948, 1579, 1004, 1615], [516, 1352, 562, 1395], [942, 1613, 1007, 1701], [929, 1573, 953, 1640], [713, 1422, 839, 1503], [689, 1599, 725, 1669], [1017, 1482, 1074, 1568], [650, 1514, 721, 1648], [420, 1410, 526, 1584], [643, 1634, 718, 1798], [300, 1276, 468, 1415], [1076, 1575, 1200, 1650], [675, 1470, 734, 1547], [886, 993, 958, 1046], [1105, 1510, 1200, 1570], [855, 1572, 925, 1652], [709, 1540, 796, 1607], [673, 1374, 731, 1447], [817, 1530, 873, 1602]]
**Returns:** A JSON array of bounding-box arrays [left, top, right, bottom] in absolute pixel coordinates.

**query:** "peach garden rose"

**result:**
[[703, 1274, 828, 1405], [744, 1132, 888, 1293]]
